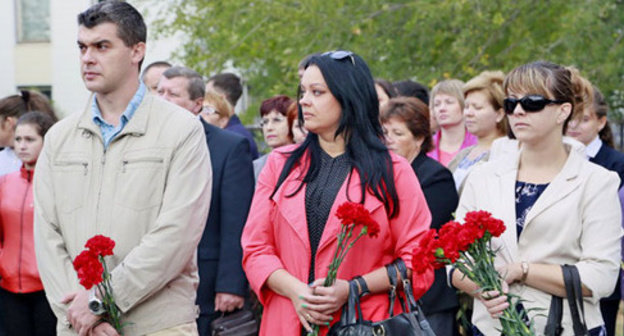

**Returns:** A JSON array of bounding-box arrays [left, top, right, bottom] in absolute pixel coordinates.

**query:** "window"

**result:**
[[17, 86, 52, 100], [16, 0, 50, 42]]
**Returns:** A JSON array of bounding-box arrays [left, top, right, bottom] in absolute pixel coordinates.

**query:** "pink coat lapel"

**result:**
[[273, 165, 385, 260], [316, 170, 384, 257]]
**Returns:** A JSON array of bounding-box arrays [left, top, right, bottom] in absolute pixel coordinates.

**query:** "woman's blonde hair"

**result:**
[[204, 91, 234, 119], [503, 61, 593, 134], [464, 70, 508, 136], [429, 79, 465, 111]]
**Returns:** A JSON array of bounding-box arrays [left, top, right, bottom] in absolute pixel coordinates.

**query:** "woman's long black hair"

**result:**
[[270, 52, 400, 218]]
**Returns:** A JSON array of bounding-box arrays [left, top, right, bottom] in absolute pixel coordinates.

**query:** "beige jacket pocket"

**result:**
[[115, 149, 166, 210], [53, 155, 89, 213]]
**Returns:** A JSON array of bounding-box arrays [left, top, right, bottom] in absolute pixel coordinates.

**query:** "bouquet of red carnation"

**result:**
[[412, 211, 533, 335], [309, 202, 380, 336], [73, 235, 123, 334]]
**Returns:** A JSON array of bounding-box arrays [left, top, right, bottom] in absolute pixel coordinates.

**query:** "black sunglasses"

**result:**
[[503, 95, 567, 115], [322, 50, 355, 65]]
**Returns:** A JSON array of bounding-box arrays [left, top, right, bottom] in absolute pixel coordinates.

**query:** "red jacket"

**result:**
[[0, 166, 44, 293], [242, 145, 434, 335]]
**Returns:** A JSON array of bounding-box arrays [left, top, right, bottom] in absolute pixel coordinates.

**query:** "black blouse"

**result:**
[[304, 151, 350, 282]]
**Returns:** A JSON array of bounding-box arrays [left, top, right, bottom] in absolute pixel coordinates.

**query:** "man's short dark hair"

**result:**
[[78, 1, 146, 46], [163, 66, 205, 100], [393, 80, 430, 105], [78, 1, 146, 68], [142, 61, 172, 80], [207, 73, 242, 106]]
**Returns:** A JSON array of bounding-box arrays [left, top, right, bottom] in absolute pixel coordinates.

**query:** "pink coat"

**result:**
[[241, 145, 434, 335]]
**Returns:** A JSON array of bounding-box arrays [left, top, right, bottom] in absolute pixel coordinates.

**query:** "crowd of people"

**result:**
[[0, 1, 623, 336]]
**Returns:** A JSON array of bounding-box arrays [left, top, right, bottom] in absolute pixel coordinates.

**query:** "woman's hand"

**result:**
[[498, 262, 523, 285], [288, 281, 335, 333], [477, 281, 510, 319], [309, 278, 350, 315]]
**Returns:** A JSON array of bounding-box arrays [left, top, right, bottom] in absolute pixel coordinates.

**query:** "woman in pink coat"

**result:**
[[241, 51, 434, 335]]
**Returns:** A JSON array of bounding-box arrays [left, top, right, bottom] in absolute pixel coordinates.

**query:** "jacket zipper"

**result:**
[[94, 149, 106, 235], [121, 157, 164, 173], [18, 171, 31, 292]]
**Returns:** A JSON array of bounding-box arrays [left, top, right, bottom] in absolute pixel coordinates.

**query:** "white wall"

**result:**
[[50, 0, 94, 117], [15, 43, 52, 86], [0, 0, 17, 97], [133, 0, 182, 69]]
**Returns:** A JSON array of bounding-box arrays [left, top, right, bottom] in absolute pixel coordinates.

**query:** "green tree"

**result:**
[[144, 0, 623, 127]]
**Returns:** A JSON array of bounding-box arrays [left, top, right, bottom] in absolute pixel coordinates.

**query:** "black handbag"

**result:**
[[544, 265, 589, 336], [211, 308, 259, 336], [328, 259, 436, 336]]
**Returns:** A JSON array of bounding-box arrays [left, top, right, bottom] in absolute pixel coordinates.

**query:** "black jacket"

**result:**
[[411, 152, 460, 314], [196, 120, 255, 316], [590, 143, 624, 189]]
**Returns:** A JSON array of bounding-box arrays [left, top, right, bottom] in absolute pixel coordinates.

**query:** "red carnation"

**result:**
[[364, 219, 380, 238], [336, 202, 380, 237], [336, 202, 359, 225], [464, 211, 506, 238], [73, 235, 122, 333], [85, 235, 115, 256], [484, 216, 506, 237], [73, 250, 103, 289], [412, 229, 440, 275]]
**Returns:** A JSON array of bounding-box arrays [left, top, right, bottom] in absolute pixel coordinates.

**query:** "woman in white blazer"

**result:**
[[452, 61, 622, 336]]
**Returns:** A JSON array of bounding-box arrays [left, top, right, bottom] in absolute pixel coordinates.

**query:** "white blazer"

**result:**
[[456, 144, 622, 335]]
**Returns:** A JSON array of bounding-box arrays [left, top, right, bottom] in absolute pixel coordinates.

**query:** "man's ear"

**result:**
[[131, 42, 146, 67], [192, 97, 204, 115]]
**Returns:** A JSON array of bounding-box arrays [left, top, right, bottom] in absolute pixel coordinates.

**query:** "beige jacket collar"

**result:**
[[76, 93, 155, 140]]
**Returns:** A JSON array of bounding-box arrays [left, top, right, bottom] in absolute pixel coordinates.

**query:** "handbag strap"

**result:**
[[393, 258, 434, 334], [544, 265, 589, 336], [337, 279, 364, 327], [544, 294, 563, 336], [385, 262, 399, 317], [562, 265, 588, 335], [394, 258, 420, 312]]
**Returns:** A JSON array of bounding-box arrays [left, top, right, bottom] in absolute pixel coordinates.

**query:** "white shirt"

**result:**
[[0, 147, 21, 176], [585, 135, 602, 159]]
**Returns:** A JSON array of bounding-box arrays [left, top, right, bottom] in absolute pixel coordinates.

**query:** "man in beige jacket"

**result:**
[[33, 2, 212, 335]]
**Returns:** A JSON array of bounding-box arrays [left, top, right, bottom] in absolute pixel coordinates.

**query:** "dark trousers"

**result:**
[[425, 308, 460, 336], [197, 311, 221, 336], [599, 298, 619, 336], [0, 307, 5, 336], [0, 288, 56, 336]]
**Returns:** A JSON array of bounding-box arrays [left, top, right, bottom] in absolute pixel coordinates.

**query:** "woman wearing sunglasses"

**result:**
[[241, 51, 433, 335], [452, 61, 621, 335], [566, 84, 624, 336]]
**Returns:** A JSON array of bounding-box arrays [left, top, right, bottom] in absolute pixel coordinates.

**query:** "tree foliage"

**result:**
[[144, 0, 624, 125]]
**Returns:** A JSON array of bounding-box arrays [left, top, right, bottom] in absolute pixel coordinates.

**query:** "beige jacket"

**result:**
[[34, 93, 212, 335], [457, 144, 622, 335]]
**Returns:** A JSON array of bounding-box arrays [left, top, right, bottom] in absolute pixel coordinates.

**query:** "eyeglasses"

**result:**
[[259, 116, 286, 127], [503, 95, 567, 115], [322, 50, 355, 65], [202, 106, 219, 116]]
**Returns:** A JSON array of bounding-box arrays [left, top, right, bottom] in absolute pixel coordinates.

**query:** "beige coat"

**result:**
[[456, 144, 622, 335], [34, 94, 212, 335]]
